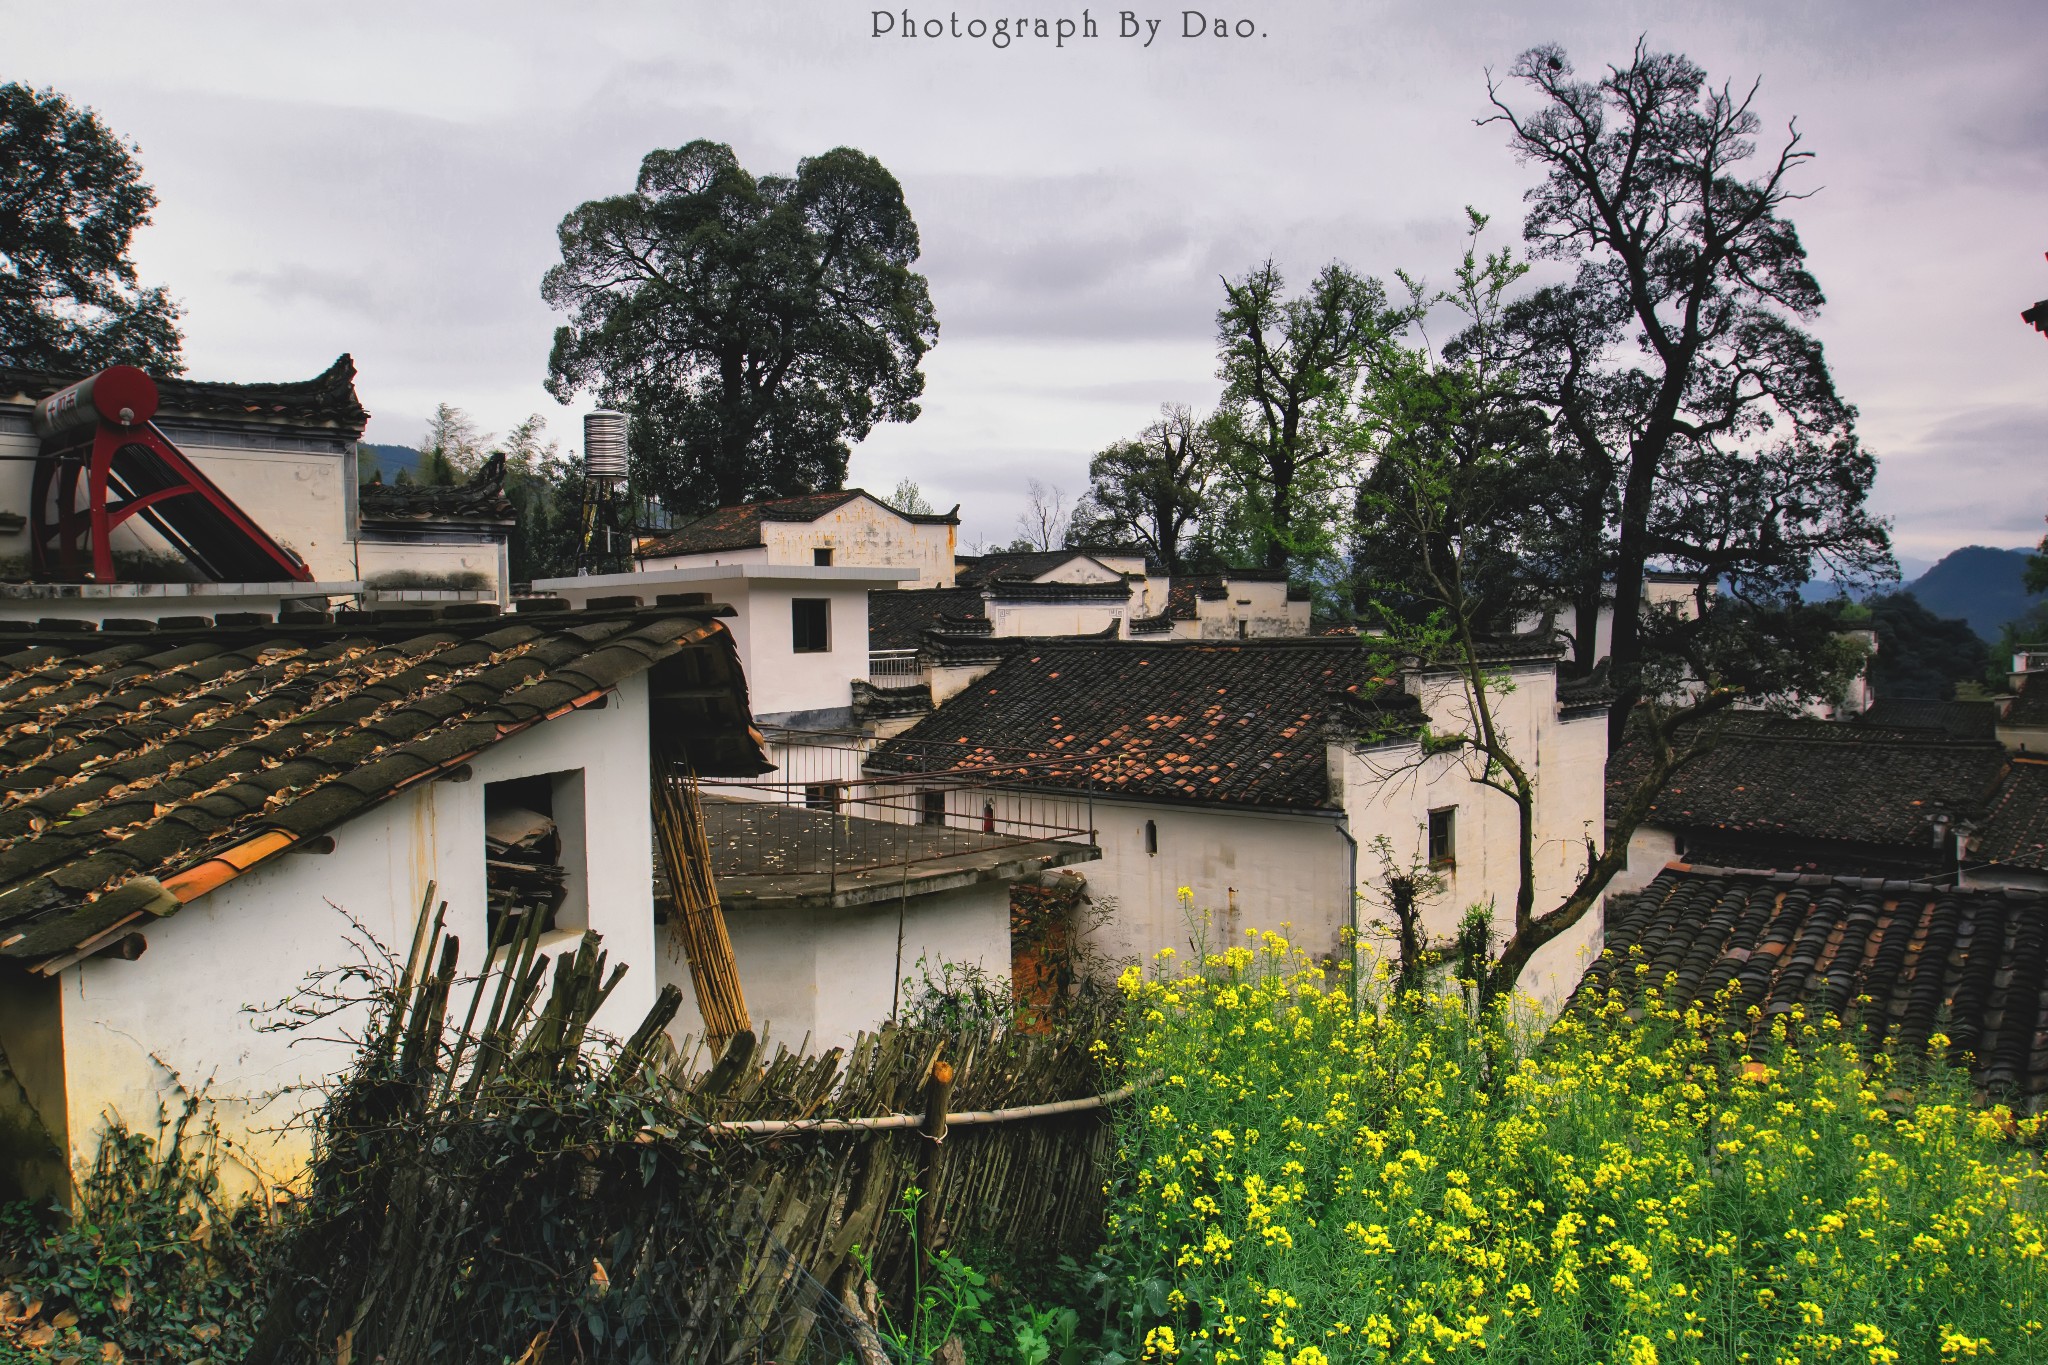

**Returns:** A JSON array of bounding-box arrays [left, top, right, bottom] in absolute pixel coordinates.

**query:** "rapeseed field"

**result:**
[[1105, 928, 2047, 1365]]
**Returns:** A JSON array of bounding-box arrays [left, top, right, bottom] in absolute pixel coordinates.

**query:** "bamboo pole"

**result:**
[[653, 739, 751, 1046], [691, 1077, 1148, 1136]]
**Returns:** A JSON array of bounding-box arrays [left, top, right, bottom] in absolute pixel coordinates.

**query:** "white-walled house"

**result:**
[[0, 600, 768, 1202], [864, 636, 1610, 1011], [636, 489, 960, 589], [534, 563, 916, 728], [0, 360, 515, 608], [656, 797, 1097, 1055]]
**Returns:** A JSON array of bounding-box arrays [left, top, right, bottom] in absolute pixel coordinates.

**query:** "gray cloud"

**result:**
[[7, 0, 2043, 556]]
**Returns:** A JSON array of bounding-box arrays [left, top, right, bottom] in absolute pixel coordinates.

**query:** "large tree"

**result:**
[[1068, 404, 1220, 572], [0, 83, 183, 374], [543, 141, 937, 516], [1214, 260, 1401, 574], [1485, 44, 1892, 742], [1349, 219, 1867, 1004]]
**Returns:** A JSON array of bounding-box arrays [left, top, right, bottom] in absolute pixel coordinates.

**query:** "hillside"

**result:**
[[1904, 545, 2043, 641], [358, 443, 424, 482]]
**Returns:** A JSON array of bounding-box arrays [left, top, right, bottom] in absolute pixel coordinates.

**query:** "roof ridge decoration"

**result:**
[[0, 355, 368, 434]]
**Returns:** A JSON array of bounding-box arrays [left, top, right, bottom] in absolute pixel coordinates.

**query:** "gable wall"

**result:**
[[0, 417, 355, 582], [762, 499, 954, 587], [43, 676, 657, 1193]]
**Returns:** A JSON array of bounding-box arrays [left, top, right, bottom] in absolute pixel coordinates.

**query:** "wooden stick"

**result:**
[[693, 1078, 1146, 1136]]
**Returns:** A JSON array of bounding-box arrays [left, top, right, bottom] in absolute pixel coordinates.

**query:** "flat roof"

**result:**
[[534, 564, 915, 592], [0, 580, 365, 599], [665, 796, 1099, 911]]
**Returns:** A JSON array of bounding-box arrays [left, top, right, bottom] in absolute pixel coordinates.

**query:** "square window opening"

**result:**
[[792, 598, 831, 653], [805, 781, 844, 813], [486, 769, 587, 944], [1427, 807, 1456, 869], [920, 790, 947, 827], [814, 547, 834, 567]]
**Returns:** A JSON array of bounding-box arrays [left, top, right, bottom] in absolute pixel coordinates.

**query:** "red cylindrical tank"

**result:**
[[31, 365, 160, 438]]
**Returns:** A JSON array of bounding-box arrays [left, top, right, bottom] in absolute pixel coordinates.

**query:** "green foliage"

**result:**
[[0, 82, 183, 373], [1106, 934, 2048, 1365], [0, 1103, 274, 1363], [1486, 44, 1893, 736], [1069, 406, 1223, 573], [543, 140, 937, 516], [898, 955, 1015, 1031], [890, 478, 938, 517], [855, 1187, 998, 1363], [1214, 260, 1405, 576], [1853, 592, 1990, 702]]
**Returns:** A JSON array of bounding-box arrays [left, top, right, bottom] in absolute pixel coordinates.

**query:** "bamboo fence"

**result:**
[[242, 892, 1121, 1365]]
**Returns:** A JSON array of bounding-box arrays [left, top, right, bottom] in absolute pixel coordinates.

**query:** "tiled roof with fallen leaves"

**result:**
[[1582, 866, 2048, 1103], [865, 639, 1399, 809], [0, 605, 766, 972]]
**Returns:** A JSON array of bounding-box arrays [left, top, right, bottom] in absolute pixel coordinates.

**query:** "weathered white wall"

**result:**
[[1190, 580, 1307, 639], [42, 676, 657, 1191], [357, 538, 502, 597], [762, 496, 956, 588], [0, 580, 364, 623], [661, 880, 1011, 1057], [1612, 824, 1682, 898], [0, 423, 354, 582], [988, 598, 1127, 639], [867, 784, 1354, 972], [1335, 662, 1609, 1014]]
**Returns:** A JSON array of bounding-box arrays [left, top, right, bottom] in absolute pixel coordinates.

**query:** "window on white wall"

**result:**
[[1428, 806, 1456, 869], [484, 770, 588, 943], [813, 547, 834, 566], [920, 790, 947, 826], [1144, 819, 1158, 856], [792, 598, 830, 652]]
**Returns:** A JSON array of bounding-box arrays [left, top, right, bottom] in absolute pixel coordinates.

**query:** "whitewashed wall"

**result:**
[[0, 423, 354, 581], [37, 675, 657, 1192], [762, 497, 956, 588], [661, 881, 1011, 1057], [988, 599, 1127, 639]]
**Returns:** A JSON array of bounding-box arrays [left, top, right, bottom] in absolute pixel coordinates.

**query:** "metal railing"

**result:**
[[867, 649, 923, 682]]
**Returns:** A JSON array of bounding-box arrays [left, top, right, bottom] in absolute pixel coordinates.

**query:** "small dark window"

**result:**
[[1144, 819, 1158, 856], [805, 782, 843, 813], [920, 790, 946, 826], [1428, 807, 1456, 868], [792, 598, 830, 652], [1236, 619, 1248, 639], [814, 547, 834, 566], [981, 800, 997, 833]]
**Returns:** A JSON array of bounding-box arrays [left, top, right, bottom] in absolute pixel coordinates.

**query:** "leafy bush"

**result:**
[[1101, 934, 2048, 1364], [0, 1102, 275, 1363]]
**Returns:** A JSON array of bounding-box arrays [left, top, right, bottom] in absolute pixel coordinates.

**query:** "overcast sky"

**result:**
[[9, 0, 2045, 570]]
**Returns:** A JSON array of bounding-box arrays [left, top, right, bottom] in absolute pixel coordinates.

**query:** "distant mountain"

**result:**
[[1902, 545, 2043, 641], [359, 442, 424, 482]]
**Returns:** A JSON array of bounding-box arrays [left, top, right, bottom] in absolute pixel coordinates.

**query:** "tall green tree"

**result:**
[[1485, 43, 1892, 742], [1214, 260, 1402, 574], [542, 140, 937, 517], [0, 83, 183, 374], [1067, 404, 1220, 572], [1349, 218, 1868, 1004]]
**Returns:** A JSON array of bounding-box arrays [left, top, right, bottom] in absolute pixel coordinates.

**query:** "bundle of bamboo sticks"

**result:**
[[652, 739, 751, 1046]]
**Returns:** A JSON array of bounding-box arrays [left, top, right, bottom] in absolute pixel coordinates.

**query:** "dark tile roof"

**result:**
[[1582, 866, 2048, 1104], [1165, 575, 1229, 621], [1860, 697, 1999, 741], [866, 639, 1404, 809], [0, 356, 369, 435], [637, 488, 955, 558], [1610, 712, 2010, 851], [358, 453, 515, 528], [0, 606, 767, 972], [954, 551, 1115, 589], [1973, 757, 2048, 871], [2005, 673, 2048, 729], [982, 578, 1131, 602], [866, 588, 990, 651]]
